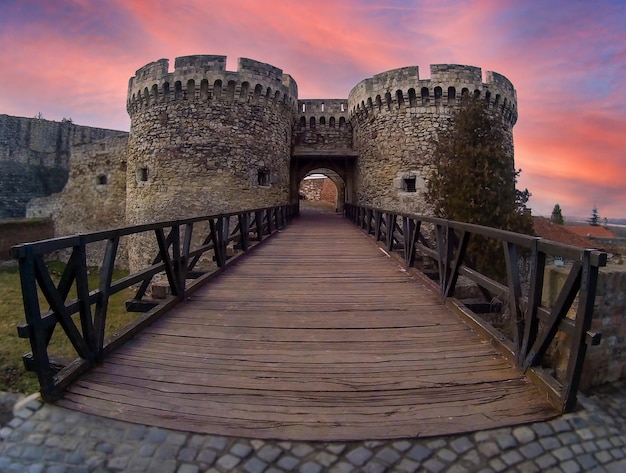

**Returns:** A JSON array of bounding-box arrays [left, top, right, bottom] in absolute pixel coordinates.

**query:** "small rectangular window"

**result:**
[[136, 167, 148, 183], [258, 169, 270, 186], [403, 177, 416, 193]]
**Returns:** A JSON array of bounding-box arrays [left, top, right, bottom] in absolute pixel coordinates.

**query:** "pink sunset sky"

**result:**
[[1, 0, 624, 218]]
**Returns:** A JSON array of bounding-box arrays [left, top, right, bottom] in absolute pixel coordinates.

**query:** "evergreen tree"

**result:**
[[551, 204, 564, 224], [425, 97, 533, 280], [589, 206, 600, 226], [425, 96, 532, 232]]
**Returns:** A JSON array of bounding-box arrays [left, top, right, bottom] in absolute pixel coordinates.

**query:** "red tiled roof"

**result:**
[[566, 225, 616, 239], [532, 217, 597, 248]]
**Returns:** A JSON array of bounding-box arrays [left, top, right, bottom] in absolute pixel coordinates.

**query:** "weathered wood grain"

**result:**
[[58, 210, 558, 440]]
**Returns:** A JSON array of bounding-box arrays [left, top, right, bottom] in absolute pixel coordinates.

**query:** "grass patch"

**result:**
[[0, 262, 135, 394]]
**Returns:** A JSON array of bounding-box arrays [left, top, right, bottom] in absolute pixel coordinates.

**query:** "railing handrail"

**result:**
[[344, 202, 607, 412], [11, 204, 293, 258], [13, 203, 299, 401]]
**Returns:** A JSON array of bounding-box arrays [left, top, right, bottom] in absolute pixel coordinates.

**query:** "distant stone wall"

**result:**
[[0, 114, 123, 219], [27, 134, 129, 267], [543, 265, 626, 389], [300, 178, 324, 201], [0, 219, 54, 260], [320, 178, 338, 204]]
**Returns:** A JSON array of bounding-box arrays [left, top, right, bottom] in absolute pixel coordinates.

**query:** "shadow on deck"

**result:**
[[56, 209, 558, 441]]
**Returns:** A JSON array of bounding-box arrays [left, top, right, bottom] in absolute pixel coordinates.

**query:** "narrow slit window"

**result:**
[[258, 169, 270, 186], [137, 167, 148, 182]]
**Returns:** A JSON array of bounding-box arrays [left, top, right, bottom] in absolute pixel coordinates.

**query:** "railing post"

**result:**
[[75, 236, 96, 363], [374, 211, 382, 241], [563, 250, 602, 411], [94, 237, 119, 360], [521, 238, 544, 365], [385, 213, 395, 251], [15, 247, 57, 400], [255, 210, 264, 241], [503, 241, 523, 358], [435, 223, 448, 297], [268, 208, 275, 234], [402, 216, 420, 268], [238, 213, 250, 251]]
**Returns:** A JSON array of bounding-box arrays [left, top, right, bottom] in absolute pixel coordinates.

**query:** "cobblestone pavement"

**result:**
[[0, 381, 624, 473]]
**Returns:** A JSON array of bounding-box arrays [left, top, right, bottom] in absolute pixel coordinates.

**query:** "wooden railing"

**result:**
[[12, 203, 298, 401], [344, 203, 607, 412]]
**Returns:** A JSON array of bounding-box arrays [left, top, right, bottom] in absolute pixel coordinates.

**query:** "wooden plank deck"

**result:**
[[58, 210, 558, 441]]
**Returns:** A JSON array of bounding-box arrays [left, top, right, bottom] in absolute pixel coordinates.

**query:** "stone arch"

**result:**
[[375, 94, 382, 111], [329, 117, 336, 128], [408, 88, 417, 107], [385, 92, 392, 110], [310, 117, 316, 129], [319, 117, 326, 126], [299, 116, 306, 128], [163, 82, 170, 102], [151, 84, 158, 103], [174, 81, 183, 100], [339, 117, 346, 128], [143, 87, 150, 106], [295, 164, 349, 213]]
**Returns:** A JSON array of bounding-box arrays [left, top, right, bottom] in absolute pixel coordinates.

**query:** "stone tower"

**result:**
[[126, 55, 298, 223], [347, 64, 517, 213], [125, 55, 298, 269]]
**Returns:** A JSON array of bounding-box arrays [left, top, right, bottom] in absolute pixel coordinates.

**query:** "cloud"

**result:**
[[0, 0, 624, 217]]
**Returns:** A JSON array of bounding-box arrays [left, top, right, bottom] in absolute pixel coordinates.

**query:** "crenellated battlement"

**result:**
[[296, 99, 350, 130], [348, 64, 517, 126], [127, 55, 298, 116]]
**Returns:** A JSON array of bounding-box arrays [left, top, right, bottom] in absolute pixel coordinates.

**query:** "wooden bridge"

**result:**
[[12, 204, 606, 441]]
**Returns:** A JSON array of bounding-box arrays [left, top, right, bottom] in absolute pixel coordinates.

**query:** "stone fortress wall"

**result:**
[[0, 114, 123, 219], [348, 64, 518, 214], [26, 134, 129, 267]]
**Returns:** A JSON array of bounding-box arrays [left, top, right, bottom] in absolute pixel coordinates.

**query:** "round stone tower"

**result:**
[[126, 55, 298, 223], [347, 64, 517, 213], [126, 55, 297, 270]]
